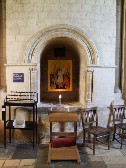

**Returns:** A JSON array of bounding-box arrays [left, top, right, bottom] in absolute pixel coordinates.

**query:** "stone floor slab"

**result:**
[[86, 145, 123, 157], [102, 156, 126, 165], [1, 141, 126, 168], [20, 159, 36, 166], [19, 166, 35, 168], [91, 161, 107, 168], [2, 166, 17, 168], [0, 160, 5, 167], [106, 164, 126, 168], [120, 149, 126, 156], [90, 156, 103, 161], [3, 159, 21, 167]]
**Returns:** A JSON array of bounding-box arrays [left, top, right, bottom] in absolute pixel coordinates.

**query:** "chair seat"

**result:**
[[115, 123, 126, 130], [115, 123, 126, 139], [89, 126, 110, 135]]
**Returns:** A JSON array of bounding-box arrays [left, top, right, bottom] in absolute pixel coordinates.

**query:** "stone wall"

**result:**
[[3, 0, 117, 105], [0, 1, 122, 125], [5, 0, 116, 65], [0, 0, 6, 88], [122, 0, 126, 102]]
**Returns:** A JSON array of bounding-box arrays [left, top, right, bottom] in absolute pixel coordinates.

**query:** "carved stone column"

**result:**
[[86, 70, 94, 103], [115, 0, 123, 93]]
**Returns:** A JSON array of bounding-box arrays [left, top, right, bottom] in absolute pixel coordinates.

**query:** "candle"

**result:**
[[59, 95, 62, 105]]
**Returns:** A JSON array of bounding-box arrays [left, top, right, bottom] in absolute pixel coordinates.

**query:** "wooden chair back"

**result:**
[[81, 107, 98, 129], [110, 105, 126, 124]]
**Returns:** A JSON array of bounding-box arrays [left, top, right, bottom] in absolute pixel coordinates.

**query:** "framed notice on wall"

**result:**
[[13, 73, 24, 82], [48, 60, 72, 91]]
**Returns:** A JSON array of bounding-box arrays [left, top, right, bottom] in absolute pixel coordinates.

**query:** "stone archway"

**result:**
[[24, 24, 99, 105], [24, 24, 98, 64]]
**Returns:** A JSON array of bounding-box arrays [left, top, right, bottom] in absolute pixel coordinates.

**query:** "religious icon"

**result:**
[[48, 60, 72, 91]]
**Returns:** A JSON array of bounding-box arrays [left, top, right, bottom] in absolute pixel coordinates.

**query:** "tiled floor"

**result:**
[[0, 140, 126, 168]]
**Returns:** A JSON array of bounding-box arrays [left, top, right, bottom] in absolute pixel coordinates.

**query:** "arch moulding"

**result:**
[[24, 24, 98, 65]]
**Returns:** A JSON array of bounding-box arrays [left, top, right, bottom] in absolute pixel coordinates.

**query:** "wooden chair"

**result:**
[[110, 105, 126, 149], [48, 112, 80, 164], [81, 107, 110, 155]]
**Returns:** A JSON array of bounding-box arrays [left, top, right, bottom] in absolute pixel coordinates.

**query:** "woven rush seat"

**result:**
[[114, 123, 126, 140], [115, 123, 126, 129], [90, 126, 110, 135]]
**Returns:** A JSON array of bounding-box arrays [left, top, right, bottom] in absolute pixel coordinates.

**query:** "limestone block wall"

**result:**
[[0, 1, 119, 106], [4, 0, 116, 106], [0, 0, 124, 143], [0, 0, 124, 142], [0, 0, 6, 88], [5, 0, 116, 66], [88, 66, 115, 106], [0, 1, 6, 120], [122, 0, 126, 102]]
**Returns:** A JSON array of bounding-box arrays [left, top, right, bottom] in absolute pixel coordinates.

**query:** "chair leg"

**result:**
[[93, 134, 96, 155], [88, 131, 91, 142], [108, 132, 110, 150], [113, 126, 116, 141], [83, 129, 86, 147], [120, 129, 124, 149]]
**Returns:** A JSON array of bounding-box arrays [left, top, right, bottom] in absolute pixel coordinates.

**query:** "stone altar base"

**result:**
[[37, 101, 84, 144]]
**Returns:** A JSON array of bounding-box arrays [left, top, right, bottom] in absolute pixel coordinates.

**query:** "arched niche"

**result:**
[[40, 37, 81, 102], [24, 24, 98, 105]]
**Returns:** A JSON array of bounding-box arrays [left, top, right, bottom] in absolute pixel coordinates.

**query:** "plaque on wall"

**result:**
[[13, 73, 24, 82], [48, 60, 72, 91]]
